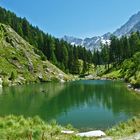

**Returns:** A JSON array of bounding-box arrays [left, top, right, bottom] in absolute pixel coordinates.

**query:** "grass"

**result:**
[[102, 70, 122, 80], [0, 115, 80, 140], [0, 115, 140, 140], [100, 52, 140, 87], [0, 23, 70, 87], [106, 116, 140, 138]]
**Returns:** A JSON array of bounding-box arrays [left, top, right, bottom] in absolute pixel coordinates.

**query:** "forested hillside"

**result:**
[[93, 32, 140, 67], [93, 32, 140, 87], [0, 7, 93, 74], [121, 52, 140, 87], [1, 6, 140, 84], [0, 23, 70, 86]]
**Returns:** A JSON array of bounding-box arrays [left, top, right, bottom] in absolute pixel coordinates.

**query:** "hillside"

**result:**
[[100, 51, 140, 88], [0, 23, 69, 87], [120, 52, 140, 87], [91, 30, 140, 89], [0, 7, 93, 74]]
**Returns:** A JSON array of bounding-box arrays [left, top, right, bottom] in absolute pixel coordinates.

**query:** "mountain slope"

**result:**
[[113, 11, 140, 36], [0, 7, 94, 74], [120, 52, 140, 87], [63, 11, 140, 50], [0, 23, 69, 86], [129, 21, 140, 33], [63, 34, 111, 50]]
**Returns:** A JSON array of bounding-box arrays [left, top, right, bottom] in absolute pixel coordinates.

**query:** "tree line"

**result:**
[[0, 7, 93, 74], [93, 32, 140, 69]]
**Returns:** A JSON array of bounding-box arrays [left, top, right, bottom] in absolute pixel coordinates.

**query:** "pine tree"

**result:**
[[0, 7, 95, 74], [82, 60, 88, 74]]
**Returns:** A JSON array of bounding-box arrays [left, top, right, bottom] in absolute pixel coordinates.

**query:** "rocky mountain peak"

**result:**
[[63, 11, 140, 51]]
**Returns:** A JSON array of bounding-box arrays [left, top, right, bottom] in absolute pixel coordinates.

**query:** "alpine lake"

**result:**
[[0, 80, 140, 131]]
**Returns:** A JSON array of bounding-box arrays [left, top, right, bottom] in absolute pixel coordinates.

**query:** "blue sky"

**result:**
[[1, 0, 140, 38]]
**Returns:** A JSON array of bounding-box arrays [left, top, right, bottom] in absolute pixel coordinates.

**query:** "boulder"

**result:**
[[134, 88, 140, 92], [127, 84, 132, 88], [61, 130, 75, 134], [85, 75, 94, 79], [60, 79, 65, 83]]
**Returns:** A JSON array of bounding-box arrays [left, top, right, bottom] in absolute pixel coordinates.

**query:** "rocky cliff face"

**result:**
[[0, 24, 69, 86], [113, 11, 140, 37], [63, 34, 111, 50]]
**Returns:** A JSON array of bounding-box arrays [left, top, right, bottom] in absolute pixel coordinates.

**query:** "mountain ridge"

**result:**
[[63, 11, 140, 50]]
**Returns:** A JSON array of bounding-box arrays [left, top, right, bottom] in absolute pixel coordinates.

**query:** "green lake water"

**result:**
[[0, 80, 140, 130]]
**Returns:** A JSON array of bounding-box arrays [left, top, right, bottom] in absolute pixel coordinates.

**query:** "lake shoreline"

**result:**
[[1, 76, 140, 139], [0, 115, 140, 140], [83, 74, 140, 95]]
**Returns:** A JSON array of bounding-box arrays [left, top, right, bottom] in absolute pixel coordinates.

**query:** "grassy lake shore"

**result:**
[[0, 115, 140, 140]]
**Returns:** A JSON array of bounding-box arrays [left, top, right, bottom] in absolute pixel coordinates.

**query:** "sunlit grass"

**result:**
[[106, 116, 140, 137], [0, 115, 79, 140], [0, 115, 140, 139]]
